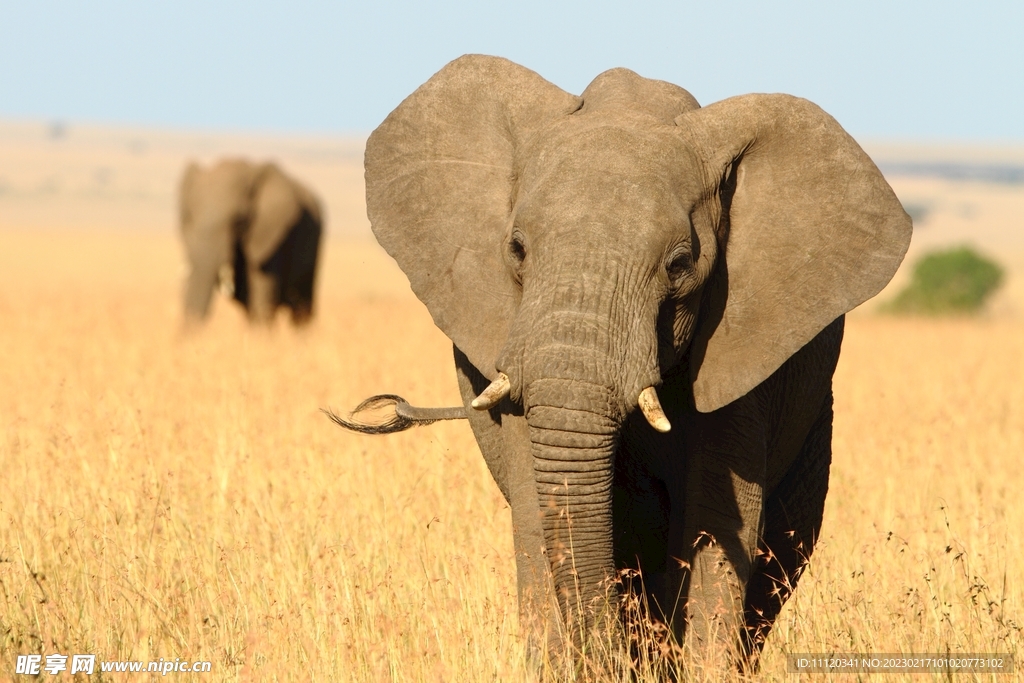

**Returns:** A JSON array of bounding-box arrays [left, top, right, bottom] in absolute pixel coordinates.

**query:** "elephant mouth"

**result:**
[[472, 374, 670, 433]]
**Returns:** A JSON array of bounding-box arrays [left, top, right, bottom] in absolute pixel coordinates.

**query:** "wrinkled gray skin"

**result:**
[[179, 159, 323, 326], [364, 55, 911, 664]]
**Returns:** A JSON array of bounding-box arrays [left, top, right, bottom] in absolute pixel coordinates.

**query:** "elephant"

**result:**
[[178, 159, 323, 325], [331, 55, 911, 670]]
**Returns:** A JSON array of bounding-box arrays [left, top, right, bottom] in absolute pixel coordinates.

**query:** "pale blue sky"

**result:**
[[1, 1, 1021, 140]]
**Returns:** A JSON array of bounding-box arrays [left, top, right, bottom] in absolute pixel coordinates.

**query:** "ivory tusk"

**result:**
[[471, 372, 511, 410], [638, 386, 672, 433]]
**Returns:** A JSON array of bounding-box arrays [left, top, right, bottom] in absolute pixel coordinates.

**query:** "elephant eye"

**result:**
[[666, 251, 693, 283], [508, 233, 527, 265]]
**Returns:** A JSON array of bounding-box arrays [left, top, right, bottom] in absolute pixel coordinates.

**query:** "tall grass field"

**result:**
[[1, 228, 1021, 681]]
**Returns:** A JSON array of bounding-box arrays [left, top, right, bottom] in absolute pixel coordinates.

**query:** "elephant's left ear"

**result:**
[[676, 94, 912, 413]]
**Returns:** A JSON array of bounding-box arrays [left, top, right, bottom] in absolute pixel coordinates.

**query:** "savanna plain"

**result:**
[[1, 122, 1023, 681]]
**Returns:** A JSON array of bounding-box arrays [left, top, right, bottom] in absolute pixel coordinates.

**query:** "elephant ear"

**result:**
[[676, 94, 912, 412], [248, 164, 304, 265], [365, 55, 582, 379]]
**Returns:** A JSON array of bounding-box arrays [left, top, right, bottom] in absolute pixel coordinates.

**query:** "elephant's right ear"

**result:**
[[365, 55, 582, 379]]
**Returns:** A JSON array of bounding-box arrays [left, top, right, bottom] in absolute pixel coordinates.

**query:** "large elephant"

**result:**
[[179, 159, 323, 325], [335, 55, 911, 668]]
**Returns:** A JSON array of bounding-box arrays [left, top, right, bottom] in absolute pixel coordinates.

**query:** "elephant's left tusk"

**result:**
[[639, 386, 671, 433], [471, 372, 511, 410]]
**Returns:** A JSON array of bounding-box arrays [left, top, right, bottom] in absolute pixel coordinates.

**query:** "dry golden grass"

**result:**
[[1, 226, 1022, 682]]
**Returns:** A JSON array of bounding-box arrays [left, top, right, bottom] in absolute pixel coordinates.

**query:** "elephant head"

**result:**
[[365, 56, 910, 635], [179, 159, 323, 325]]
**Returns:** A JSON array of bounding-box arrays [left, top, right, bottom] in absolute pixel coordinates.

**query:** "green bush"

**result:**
[[884, 246, 1004, 315]]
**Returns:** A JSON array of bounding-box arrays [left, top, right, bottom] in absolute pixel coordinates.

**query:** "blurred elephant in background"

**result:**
[[336, 55, 911, 670], [179, 159, 323, 325]]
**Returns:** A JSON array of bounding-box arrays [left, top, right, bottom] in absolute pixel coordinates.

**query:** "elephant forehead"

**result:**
[[191, 171, 250, 209], [524, 122, 701, 193], [516, 123, 699, 235]]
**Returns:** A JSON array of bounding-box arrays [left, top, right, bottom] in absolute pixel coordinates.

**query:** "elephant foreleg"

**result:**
[[676, 474, 763, 661], [669, 405, 767, 663], [245, 266, 278, 324], [743, 391, 833, 660]]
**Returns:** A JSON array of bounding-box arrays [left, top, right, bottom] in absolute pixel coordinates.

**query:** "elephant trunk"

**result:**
[[183, 225, 233, 323], [521, 335, 659, 641], [183, 253, 220, 322], [527, 373, 620, 637], [507, 248, 663, 642]]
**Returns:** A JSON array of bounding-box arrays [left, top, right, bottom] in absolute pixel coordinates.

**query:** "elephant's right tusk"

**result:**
[[471, 372, 511, 410], [638, 386, 672, 433]]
